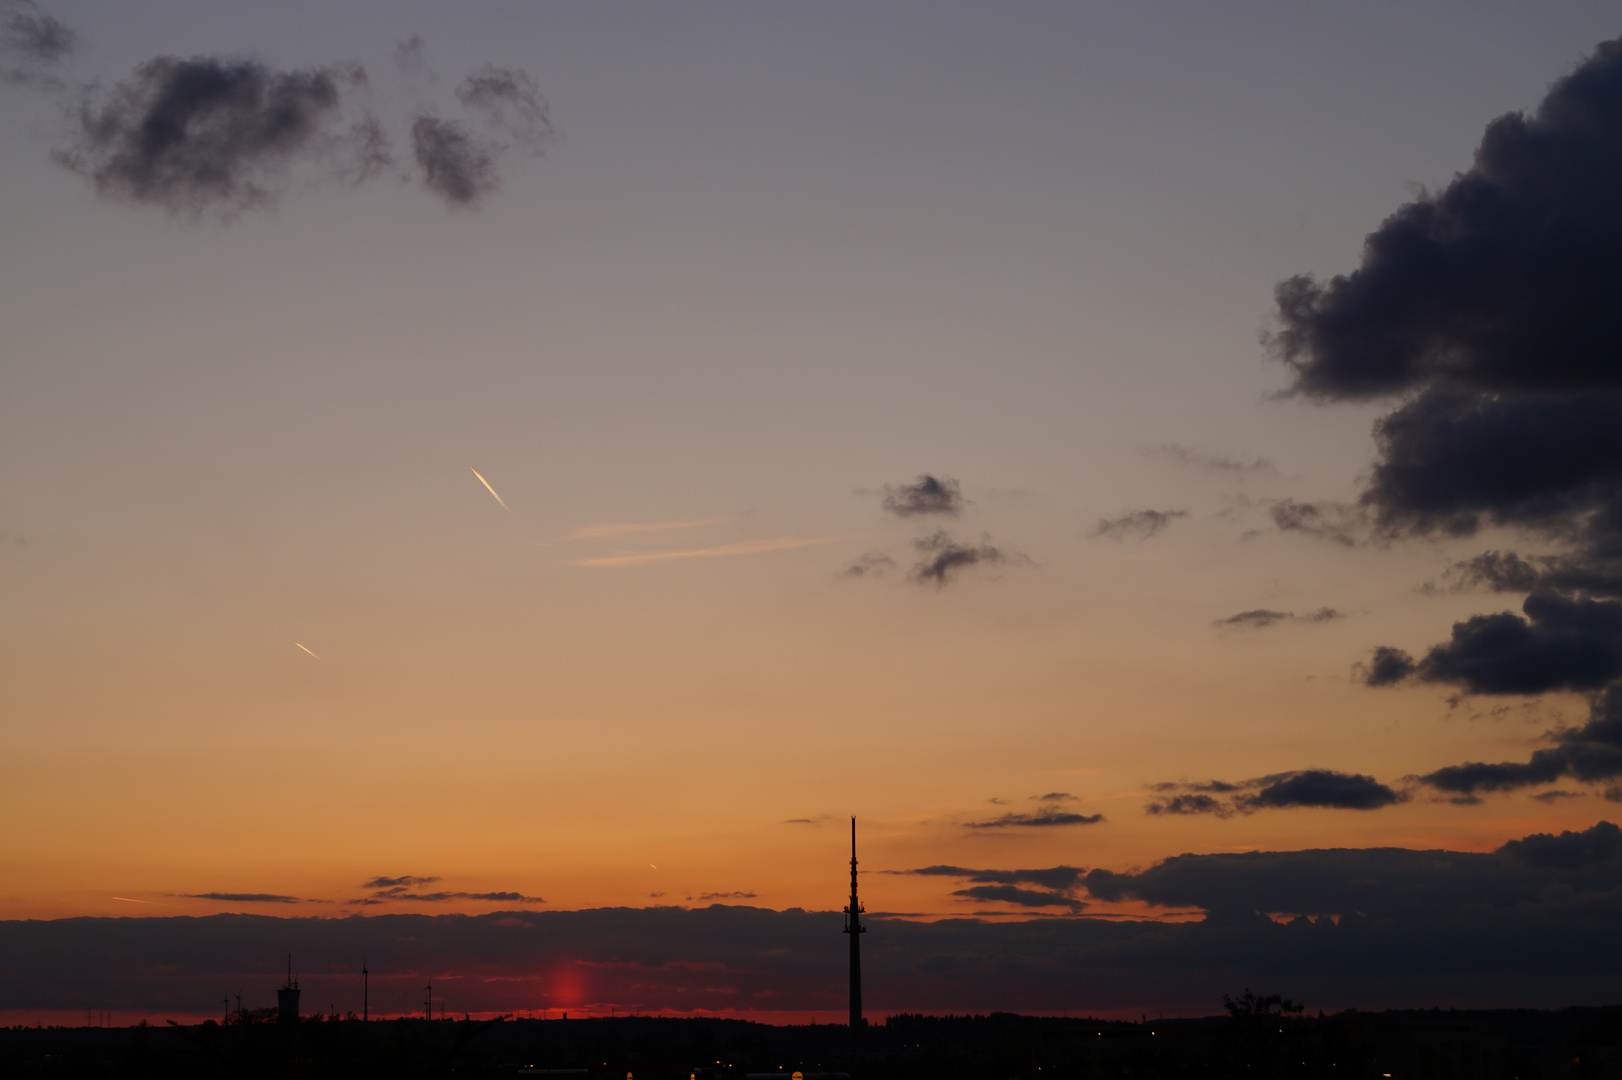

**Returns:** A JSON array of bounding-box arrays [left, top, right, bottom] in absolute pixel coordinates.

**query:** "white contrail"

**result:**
[[470, 467, 513, 514], [294, 643, 321, 660], [111, 896, 170, 906]]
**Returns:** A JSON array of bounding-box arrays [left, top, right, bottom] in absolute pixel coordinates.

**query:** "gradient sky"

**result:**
[[6, 1, 1622, 1014]]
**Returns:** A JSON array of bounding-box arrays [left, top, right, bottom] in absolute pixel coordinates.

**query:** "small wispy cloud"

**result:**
[[566, 519, 725, 540], [1212, 607, 1344, 630], [570, 536, 837, 567], [1091, 509, 1188, 542], [1144, 445, 1278, 476]]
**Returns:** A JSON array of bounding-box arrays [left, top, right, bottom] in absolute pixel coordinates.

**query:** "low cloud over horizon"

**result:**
[[10, 823, 1622, 1018]]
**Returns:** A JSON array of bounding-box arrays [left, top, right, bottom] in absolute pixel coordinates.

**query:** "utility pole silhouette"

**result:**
[[842, 816, 865, 1065], [424, 979, 433, 1022]]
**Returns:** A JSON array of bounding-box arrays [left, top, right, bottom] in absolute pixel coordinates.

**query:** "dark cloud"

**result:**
[[1213, 607, 1344, 630], [361, 875, 439, 889], [1360, 646, 1418, 687], [1428, 550, 1622, 599], [180, 893, 300, 904], [909, 531, 1015, 586], [1420, 684, 1622, 796], [1145, 445, 1278, 476], [1360, 387, 1622, 549], [951, 884, 1083, 910], [1091, 509, 1188, 542], [1246, 770, 1402, 810], [841, 552, 896, 578], [965, 808, 1104, 828], [1271, 36, 1622, 401], [36, 30, 546, 216], [1271, 38, 1622, 760], [1084, 819, 1622, 920], [1530, 789, 1584, 804], [2, 0, 72, 79], [893, 865, 1087, 893], [1149, 770, 1403, 816], [1402, 593, 1622, 696], [410, 114, 497, 207], [1031, 792, 1075, 802], [1215, 609, 1291, 629], [459, 892, 543, 903], [889, 865, 1088, 911], [372, 889, 543, 904], [1147, 792, 1233, 817], [1268, 499, 1368, 547], [56, 56, 386, 217], [15, 827, 1622, 1017], [407, 65, 551, 208], [881, 475, 964, 517], [1499, 820, 1622, 868], [355, 876, 540, 904], [695, 891, 757, 902]]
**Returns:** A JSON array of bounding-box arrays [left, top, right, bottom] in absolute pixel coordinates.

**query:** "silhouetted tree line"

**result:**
[[5, 998, 1622, 1078]]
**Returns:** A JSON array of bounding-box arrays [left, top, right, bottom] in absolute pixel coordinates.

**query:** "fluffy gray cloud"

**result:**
[[29, 16, 548, 216], [881, 475, 964, 517], [55, 57, 389, 217], [1, 0, 71, 81], [909, 531, 1016, 586], [409, 114, 496, 205]]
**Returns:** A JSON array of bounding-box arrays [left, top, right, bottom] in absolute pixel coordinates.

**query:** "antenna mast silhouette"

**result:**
[[842, 816, 864, 1036], [277, 953, 300, 1026]]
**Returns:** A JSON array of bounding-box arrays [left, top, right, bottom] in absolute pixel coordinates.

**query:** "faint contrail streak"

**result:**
[[470, 467, 513, 514], [295, 643, 321, 660], [569, 535, 839, 567], [111, 896, 170, 906]]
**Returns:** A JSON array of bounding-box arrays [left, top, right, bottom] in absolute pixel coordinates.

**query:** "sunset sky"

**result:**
[[6, 1, 1622, 1021]]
